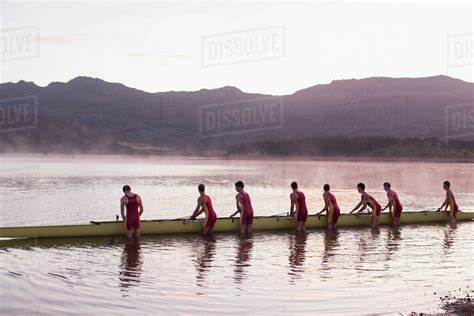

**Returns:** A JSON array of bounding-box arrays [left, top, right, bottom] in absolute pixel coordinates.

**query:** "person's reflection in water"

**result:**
[[385, 226, 402, 261], [443, 224, 457, 254], [119, 238, 142, 291], [354, 228, 381, 275], [288, 232, 307, 284], [194, 234, 217, 288], [234, 234, 253, 285], [321, 229, 340, 277], [370, 226, 381, 241]]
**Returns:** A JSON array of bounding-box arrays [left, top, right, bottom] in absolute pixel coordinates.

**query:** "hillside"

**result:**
[[0, 75, 472, 155]]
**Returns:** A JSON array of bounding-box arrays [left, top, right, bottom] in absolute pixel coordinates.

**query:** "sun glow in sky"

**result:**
[[0, 1, 473, 95]]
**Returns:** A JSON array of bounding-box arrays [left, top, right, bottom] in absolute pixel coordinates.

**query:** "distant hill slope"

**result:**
[[0, 75, 472, 154]]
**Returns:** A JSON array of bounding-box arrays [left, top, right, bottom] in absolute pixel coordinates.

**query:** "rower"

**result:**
[[436, 181, 459, 225], [381, 182, 403, 226], [120, 185, 144, 238], [316, 184, 340, 230], [230, 181, 254, 234], [350, 182, 382, 228], [190, 184, 217, 234], [289, 182, 308, 232]]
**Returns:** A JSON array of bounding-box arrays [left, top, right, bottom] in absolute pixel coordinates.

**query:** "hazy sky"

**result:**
[[0, 1, 472, 95]]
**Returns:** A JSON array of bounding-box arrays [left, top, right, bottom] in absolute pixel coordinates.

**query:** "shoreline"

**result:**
[[1, 152, 473, 164]]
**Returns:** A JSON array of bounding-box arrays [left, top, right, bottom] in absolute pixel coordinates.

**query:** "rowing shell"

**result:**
[[0, 211, 472, 239]]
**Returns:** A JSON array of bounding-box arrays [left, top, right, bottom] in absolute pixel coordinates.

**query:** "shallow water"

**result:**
[[0, 156, 473, 314], [1, 225, 473, 315], [0, 156, 473, 226]]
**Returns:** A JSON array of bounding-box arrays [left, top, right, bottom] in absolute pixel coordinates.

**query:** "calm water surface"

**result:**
[[0, 156, 473, 314]]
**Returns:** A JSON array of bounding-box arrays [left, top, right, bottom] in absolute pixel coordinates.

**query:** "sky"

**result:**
[[0, 1, 473, 95]]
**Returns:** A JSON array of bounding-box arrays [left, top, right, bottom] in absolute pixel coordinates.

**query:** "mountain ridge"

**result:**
[[0, 75, 473, 155], [1, 74, 470, 96]]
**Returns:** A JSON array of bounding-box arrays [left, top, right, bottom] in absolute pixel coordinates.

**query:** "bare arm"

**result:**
[[191, 197, 204, 219], [356, 193, 370, 214], [230, 194, 242, 217], [382, 192, 392, 212], [350, 201, 363, 214], [358, 201, 368, 214], [443, 192, 451, 211], [120, 197, 126, 220], [316, 193, 328, 215], [437, 192, 449, 211], [138, 195, 144, 216], [351, 194, 368, 214], [289, 193, 297, 217]]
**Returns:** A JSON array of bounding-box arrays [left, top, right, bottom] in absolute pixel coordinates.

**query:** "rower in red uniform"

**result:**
[[350, 182, 382, 228], [230, 181, 254, 234], [190, 183, 217, 234], [289, 182, 308, 232], [120, 185, 144, 238], [381, 182, 403, 226], [317, 184, 340, 230], [437, 180, 459, 225]]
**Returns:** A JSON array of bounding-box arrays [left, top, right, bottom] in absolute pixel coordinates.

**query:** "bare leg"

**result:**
[[247, 224, 253, 234], [203, 227, 210, 234], [332, 223, 337, 230], [449, 216, 456, 226], [126, 230, 132, 238], [301, 222, 306, 233], [371, 216, 379, 229], [135, 229, 141, 238], [240, 224, 247, 234]]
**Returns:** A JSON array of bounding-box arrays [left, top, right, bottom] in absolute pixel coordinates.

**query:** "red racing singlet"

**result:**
[[296, 191, 308, 222], [389, 190, 403, 217], [125, 194, 140, 230], [126, 194, 139, 217], [241, 192, 254, 218], [202, 194, 217, 228], [449, 192, 459, 218], [366, 193, 382, 217], [325, 192, 340, 224]]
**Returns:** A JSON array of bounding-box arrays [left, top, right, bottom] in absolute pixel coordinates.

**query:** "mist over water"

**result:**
[[0, 155, 472, 226]]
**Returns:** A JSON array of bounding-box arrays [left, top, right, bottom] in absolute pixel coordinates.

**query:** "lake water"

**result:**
[[0, 156, 473, 314]]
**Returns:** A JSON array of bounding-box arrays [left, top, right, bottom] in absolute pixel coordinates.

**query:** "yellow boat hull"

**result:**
[[0, 211, 472, 239]]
